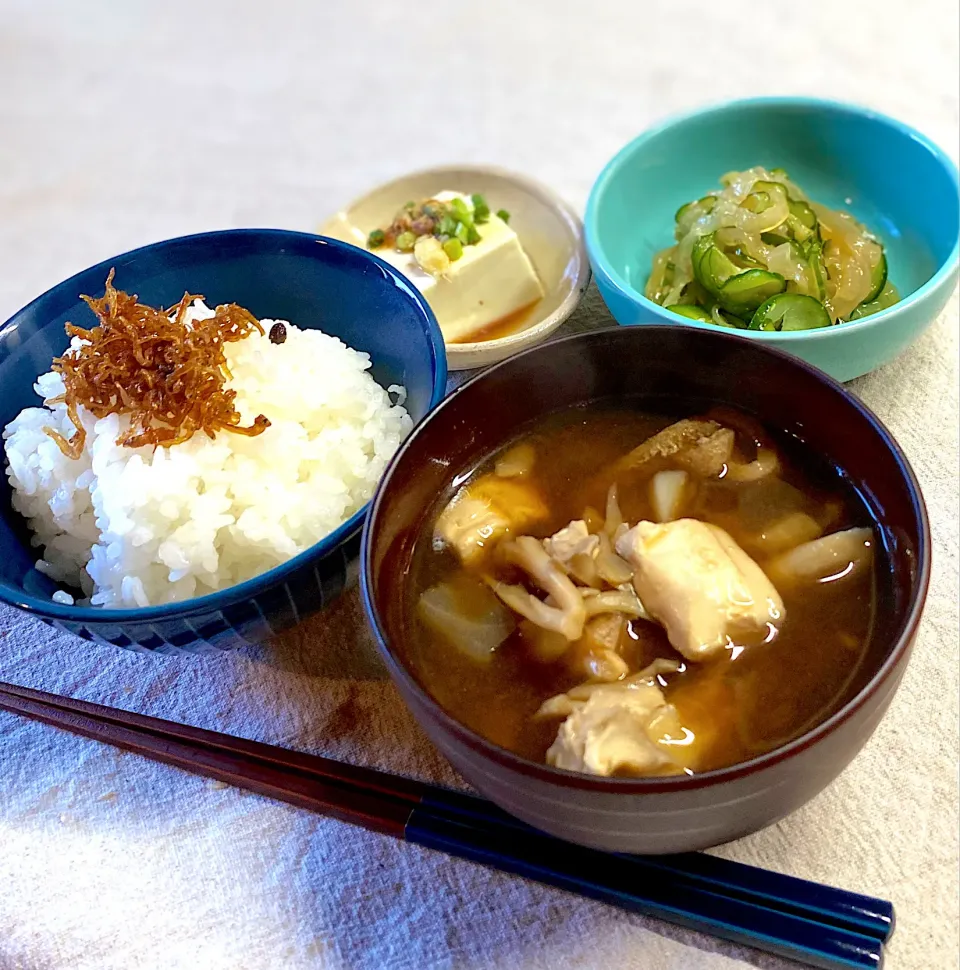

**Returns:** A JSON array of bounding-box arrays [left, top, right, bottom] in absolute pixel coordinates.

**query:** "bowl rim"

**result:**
[[0, 227, 448, 622], [320, 163, 592, 358], [361, 323, 932, 794], [584, 95, 960, 342]]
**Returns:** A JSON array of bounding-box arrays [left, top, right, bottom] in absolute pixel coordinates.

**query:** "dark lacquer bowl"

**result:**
[[362, 325, 929, 853], [0, 229, 445, 654]]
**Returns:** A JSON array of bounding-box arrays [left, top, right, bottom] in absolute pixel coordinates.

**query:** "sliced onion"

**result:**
[[815, 205, 878, 321], [661, 266, 693, 307], [767, 243, 814, 295], [725, 448, 779, 482], [645, 248, 675, 302], [568, 552, 601, 588], [716, 227, 775, 265], [603, 484, 623, 538], [768, 527, 875, 585], [596, 532, 635, 585], [744, 511, 823, 556], [733, 194, 789, 235], [582, 506, 604, 533]]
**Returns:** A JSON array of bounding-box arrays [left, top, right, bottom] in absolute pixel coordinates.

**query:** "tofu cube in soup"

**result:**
[[616, 519, 785, 662]]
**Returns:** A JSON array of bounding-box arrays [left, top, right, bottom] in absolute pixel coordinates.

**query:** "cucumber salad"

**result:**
[[646, 167, 899, 332]]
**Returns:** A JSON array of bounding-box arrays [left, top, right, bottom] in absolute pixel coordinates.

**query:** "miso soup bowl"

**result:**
[[362, 325, 930, 854]]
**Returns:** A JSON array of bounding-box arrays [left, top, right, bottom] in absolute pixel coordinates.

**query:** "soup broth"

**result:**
[[407, 405, 877, 776]]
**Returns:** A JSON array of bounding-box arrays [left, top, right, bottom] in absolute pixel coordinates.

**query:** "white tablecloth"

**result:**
[[1, 3, 957, 968]]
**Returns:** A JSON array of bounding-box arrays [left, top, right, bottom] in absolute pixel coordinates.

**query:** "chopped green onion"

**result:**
[[438, 214, 457, 236], [466, 225, 481, 245], [496, 209, 510, 223], [450, 197, 473, 225], [471, 193, 490, 223], [454, 221, 470, 244], [395, 231, 416, 252], [367, 229, 385, 249], [442, 238, 464, 260]]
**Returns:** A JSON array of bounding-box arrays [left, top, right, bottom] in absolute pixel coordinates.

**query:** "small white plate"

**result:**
[[320, 165, 590, 370]]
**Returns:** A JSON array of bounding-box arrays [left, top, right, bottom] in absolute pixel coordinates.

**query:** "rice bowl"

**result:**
[[3, 298, 412, 609]]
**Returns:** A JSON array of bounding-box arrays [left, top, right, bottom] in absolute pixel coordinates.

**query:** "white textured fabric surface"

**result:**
[[0, 2, 957, 968]]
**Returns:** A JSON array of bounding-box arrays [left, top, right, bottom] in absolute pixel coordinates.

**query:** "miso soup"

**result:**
[[407, 404, 877, 777]]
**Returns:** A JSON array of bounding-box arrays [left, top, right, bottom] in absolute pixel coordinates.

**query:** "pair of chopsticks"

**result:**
[[0, 681, 892, 970]]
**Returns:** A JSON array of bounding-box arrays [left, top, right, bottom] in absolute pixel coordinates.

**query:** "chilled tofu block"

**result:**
[[616, 519, 785, 661], [375, 191, 544, 343]]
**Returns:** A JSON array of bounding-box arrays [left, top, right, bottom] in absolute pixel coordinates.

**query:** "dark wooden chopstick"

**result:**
[[0, 679, 893, 943], [0, 681, 890, 970]]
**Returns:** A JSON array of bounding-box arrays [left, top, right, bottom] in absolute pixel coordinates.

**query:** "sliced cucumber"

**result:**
[[763, 233, 807, 264], [675, 280, 711, 306], [710, 305, 747, 329], [785, 200, 820, 244], [727, 246, 765, 270], [675, 196, 718, 237], [750, 293, 832, 332], [789, 200, 818, 230], [666, 304, 713, 323], [863, 253, 888, 303], [761, 232, 792, 248], [662, 260, 676, 290], [804, 240, 828, 301], [691, 233, 739, 295], [742, 180, 789, 216], [675, 195, 717, 223], [742, 190, 772, 215], [849, 279, 899, 320], [717, 269, 786, 315]]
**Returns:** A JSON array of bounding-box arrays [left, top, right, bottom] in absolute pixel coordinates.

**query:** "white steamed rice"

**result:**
[[2, 301, 413, 608]]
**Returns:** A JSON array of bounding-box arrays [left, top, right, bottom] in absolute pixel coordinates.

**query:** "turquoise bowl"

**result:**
[[585, 97, 960, 382]]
